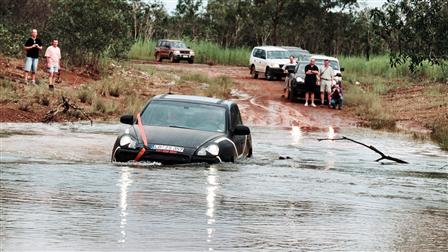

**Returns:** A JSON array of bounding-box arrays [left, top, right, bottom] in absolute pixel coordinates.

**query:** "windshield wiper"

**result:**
[[169, 125, 192, 130]]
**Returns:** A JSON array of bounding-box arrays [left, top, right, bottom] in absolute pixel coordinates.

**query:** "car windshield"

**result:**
[[314, 59, 340, 70], [141, 100, 227, 133], [287, 50, 310, 61], [267, 50, 289, 59], [170, 41, 187, 48]]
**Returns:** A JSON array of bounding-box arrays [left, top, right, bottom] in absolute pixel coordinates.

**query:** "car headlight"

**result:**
[[190, 51, 195, 56], [270, 63, 279, 68], [197, 144, 220, 156], [296, 77, 304, 82], [120, 135, 137, 149], [173, 50, 180, 55]]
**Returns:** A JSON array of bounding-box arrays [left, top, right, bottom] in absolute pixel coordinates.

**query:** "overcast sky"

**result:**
[[161, 0, 387, 14]]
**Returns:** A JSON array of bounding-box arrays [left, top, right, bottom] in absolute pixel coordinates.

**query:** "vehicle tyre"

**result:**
[[288, 89, 296, 102], [250, 65, 258, 79], [155, 53, 162, 62], [265, 67, 273, 81], [188, 58, 194, 64], [170, 53, 176, 63]]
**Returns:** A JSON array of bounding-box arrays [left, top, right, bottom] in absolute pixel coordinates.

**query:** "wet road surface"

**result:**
[[1, 123, 447, 251]]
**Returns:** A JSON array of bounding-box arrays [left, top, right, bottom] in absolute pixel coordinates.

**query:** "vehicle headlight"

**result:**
[[190, 50, 195, 56], [197, 144, 220, 156], [173, 50, 180, 55], [296, 77, 304, 82], [120, 135, 137, 149], [270, 63, 279, 68]]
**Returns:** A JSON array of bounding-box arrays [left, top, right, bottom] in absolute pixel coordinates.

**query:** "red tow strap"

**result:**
[[134, 113, 148, 161]]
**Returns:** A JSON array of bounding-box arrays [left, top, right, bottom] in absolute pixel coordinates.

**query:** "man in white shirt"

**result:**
[[45, 39, 61, 90], [319, 59, 334, 107]]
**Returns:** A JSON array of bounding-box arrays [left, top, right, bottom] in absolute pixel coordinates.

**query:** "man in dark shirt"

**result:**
[[23, 29, 43, 84], [304, 58, 319, 107]]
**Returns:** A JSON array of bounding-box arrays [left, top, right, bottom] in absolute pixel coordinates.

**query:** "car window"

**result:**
[[141, 100, 227, 133], [171, 41, 187, 48], [259, 49, 266, 59], [267, 50, 289, 59], [252, 49, 258, 57], [314, 59, 340, 70]]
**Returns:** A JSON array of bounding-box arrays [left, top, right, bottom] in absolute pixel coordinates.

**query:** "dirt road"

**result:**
[[142, 61, 357, 131]]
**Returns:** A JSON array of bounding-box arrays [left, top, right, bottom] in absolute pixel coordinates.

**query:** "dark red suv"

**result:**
[[154, 39, 195, 64]]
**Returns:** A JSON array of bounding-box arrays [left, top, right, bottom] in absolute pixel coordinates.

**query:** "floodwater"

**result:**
[[1, 123, 447, 251]]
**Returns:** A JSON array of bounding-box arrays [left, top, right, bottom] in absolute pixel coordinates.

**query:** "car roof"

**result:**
[[253, 46, 288, 51], [310, 54, 339, 62], [152, 94, 234, 107]]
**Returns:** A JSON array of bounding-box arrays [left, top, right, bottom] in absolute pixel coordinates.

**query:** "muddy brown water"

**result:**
[[1, 123, 447, 251]]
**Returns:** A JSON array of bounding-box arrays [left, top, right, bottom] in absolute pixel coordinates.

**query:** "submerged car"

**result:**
[[112, 94, 252, 164]]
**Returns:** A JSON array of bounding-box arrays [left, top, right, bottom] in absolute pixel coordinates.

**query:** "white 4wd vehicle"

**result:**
[[249, 46, 291, 80]]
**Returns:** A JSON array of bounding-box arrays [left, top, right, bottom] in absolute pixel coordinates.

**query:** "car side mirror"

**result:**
[[120, 114, 134, 125], [340, 67, 345, 72], [234, 125, 250, 135]]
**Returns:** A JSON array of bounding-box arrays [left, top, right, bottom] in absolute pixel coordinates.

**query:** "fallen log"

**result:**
[[42, 95, 93, 125], [318, 136, 408, 164]]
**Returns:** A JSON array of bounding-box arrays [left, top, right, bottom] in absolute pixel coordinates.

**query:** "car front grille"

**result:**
[[142, 152, 191, 164], [279, 64, 284, 68], [180, 51, 190, 54]]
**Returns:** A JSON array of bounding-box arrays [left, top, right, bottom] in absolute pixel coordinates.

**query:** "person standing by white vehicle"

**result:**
[[283, 55, 297, 96], [319, 59, 334, 107]]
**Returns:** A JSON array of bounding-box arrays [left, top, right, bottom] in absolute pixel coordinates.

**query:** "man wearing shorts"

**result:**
[[319, 59, 334, 107], [304, 58, 319, 107], [23, 29, 43, 84], [45, 39, 61, 90]]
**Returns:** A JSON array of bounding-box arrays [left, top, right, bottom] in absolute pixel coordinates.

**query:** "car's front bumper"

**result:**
[[174, 54, 194, 60], [114, 148, 220, 164], [269, 67, 287, 76]]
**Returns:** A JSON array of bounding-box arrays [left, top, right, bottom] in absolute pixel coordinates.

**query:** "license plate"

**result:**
[[182, 55, 188, 58], [149, 144, 184, 153]]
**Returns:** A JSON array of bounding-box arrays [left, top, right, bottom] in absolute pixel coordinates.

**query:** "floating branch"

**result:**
[[318, 136, 408, 164], [42, 96, 93, 125]]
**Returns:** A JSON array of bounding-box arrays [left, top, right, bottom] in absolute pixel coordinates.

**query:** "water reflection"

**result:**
[[291, 126, 302, 144], [206, 166, 219, 250], [118, 166, 132, 244]]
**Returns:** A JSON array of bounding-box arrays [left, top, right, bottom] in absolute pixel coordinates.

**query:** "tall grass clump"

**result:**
[[128, 39, 251, 66], [201, 76, 234, 99], [429, 117, 448, 151], [0, 80, 18, 102], [128, 40, 156, 60], [340, 55, 447, 83], [344, 84, 396, 130]]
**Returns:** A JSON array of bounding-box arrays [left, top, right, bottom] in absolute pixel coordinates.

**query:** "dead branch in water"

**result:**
[[318, 136, 408, 164], [42, 96, 93, 125]]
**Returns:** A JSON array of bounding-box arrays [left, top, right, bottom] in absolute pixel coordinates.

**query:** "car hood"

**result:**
[[132, 125, 224, 149], [172, 47, 191, 51]]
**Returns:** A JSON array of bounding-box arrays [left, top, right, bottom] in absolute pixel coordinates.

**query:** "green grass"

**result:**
[[339, 55, 448, 83], [0, 80, 18, 102], [128, 39, 250, 66]]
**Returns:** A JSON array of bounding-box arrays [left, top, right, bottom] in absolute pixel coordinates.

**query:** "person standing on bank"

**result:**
[[304, 58, 319, 107], [319, 59, 334, 107], [45, 39, 61, 90], [23, 29, 43, 84]]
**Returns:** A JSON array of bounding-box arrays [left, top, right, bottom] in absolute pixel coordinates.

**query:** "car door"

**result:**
[[160, 41, 169, 58], [229, 104, 247, 157]]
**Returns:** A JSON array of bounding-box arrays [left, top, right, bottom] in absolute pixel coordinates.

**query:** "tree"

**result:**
[[371, 0, 448, 71], [48, 0, 133, 66]]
